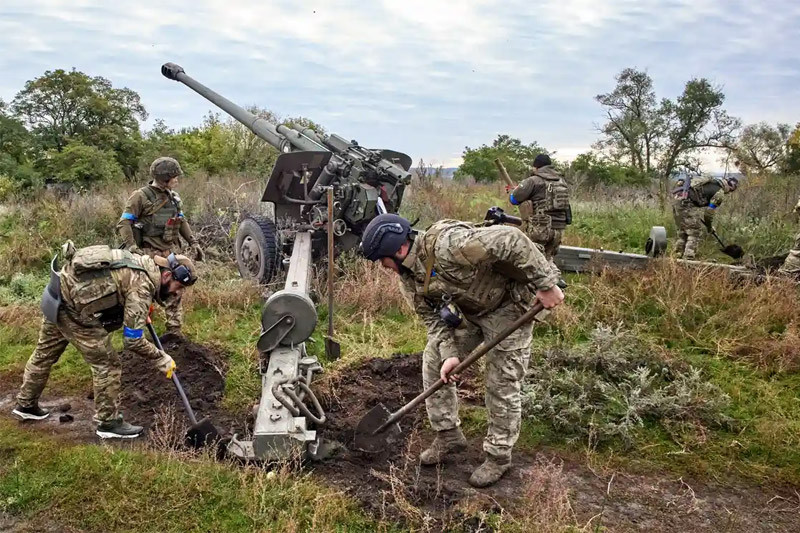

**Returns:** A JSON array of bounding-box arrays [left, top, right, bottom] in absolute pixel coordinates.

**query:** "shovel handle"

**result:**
[[145, 321, 198, 425], [375, 301, 545, 433], [710, 229, 725, 248]]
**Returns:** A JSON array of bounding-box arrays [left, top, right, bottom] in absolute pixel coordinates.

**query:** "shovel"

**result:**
[[354, 300, 545, 453], [709, 228, 744, 259], [324, 187, 341, 360], [145, 319, 221, 448]]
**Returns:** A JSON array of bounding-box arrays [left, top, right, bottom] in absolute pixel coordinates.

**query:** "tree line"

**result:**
[[455, 68, 800, 186], [0, 68, 320, 199]]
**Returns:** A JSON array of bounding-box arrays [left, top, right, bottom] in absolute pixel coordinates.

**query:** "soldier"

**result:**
[[778, 196, 800, 276], [11, 242, 197, 439], [117, 157, 204, 335], [672, 174, 739, 259], [507, 154, 571, 262], [360, 214, 564, 487]]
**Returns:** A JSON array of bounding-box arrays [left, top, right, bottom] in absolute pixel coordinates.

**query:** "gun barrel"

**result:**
[[161, 63, 325, 153]]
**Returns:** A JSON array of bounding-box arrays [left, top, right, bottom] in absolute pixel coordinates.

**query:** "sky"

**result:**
[[1, 0, 799, 170]]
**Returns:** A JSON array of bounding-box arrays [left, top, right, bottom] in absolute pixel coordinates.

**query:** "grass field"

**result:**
[[1, 174, 799, 531]]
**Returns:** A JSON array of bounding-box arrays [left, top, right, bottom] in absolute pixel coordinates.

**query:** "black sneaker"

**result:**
[[12, 403, 51, 421], [96, 419, 144, 439]]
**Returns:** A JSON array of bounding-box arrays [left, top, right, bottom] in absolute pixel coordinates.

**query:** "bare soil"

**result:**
[[2, 344, 799, 532], [313, 353, 800, 532]]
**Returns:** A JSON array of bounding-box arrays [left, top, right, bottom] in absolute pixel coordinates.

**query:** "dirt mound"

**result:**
[[121, 334, 245, 440]]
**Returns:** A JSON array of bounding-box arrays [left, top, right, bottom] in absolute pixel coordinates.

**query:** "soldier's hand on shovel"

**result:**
[[154, 352, 176, 379], [536, 285, 565, 309], [440, 357, 461, 383]]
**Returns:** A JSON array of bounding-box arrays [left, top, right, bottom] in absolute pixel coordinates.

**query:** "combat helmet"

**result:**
[[149, 157, 183, 183]]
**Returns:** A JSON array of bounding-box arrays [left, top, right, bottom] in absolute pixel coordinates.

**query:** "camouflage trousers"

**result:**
[[779, 231, 800, 275], [673, 200, 704, 259], [17, 310, 122, 424], [523, 223, 563, 266], [142, 246, 183, 332], [422, 300, 533, 459]]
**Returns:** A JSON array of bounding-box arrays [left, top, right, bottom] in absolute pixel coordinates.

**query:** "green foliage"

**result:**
[[784, 123, 800, 174], [11, 68, 146, 177], [567, 152, 648, 186], [595, 68, 739, 185], [42, 141, 124, 185], [733, 122, 792, 174], [523, 324, 731, 448], [455, 134, 548, 183]]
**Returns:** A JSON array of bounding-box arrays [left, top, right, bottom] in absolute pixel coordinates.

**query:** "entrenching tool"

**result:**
[[145, 319, 221, 448], [709, 228, 744, 259], [324, 187, 341, 360], [353, 301, 545, 453]]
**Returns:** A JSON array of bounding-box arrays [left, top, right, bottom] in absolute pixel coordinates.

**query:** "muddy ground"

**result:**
[[1, 341, 799, 531]]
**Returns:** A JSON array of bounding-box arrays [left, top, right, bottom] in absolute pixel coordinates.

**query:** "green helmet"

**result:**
[[150, 157, 183, 182]]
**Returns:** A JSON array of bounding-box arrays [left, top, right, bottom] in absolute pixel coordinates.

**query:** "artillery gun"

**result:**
[[161, 63, 413, 461]]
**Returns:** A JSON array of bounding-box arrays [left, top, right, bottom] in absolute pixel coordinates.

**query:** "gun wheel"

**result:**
[[234, 215, 280, 284]]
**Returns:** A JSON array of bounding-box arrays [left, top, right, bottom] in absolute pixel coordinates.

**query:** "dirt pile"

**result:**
[[119, 333, 227, 428]]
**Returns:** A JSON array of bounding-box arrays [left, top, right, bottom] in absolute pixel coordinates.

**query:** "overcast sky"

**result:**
[[2, 0, 798, 169]]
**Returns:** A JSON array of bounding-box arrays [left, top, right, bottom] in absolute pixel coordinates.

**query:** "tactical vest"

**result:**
[[420, 220, 509, 315], [140, 186, 181, 244], [687, 177, 722, 207], [529, 170, 571, 230], [60, 245, 156, 328]]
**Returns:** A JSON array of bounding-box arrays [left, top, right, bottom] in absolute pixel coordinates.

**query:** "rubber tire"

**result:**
[[234, 215, 280, 284]]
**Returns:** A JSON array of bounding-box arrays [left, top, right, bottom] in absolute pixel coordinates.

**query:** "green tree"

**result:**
[[568, 152, 647, 186], [42, 141, 124, 185], [0, 98, 42, 190], [11, 69, 147, 177], [732, 122, 792, 175], [455, 134, 548, 183], [595, 68, 740, 197], [783, 123, 800, 175]]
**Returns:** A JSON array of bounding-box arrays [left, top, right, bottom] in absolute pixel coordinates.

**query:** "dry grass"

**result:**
[[554, 260, 800, 371]]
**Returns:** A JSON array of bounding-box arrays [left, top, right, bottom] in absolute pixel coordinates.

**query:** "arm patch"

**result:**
[[121, 212, 137, 221], [123, 327, 143, 339]]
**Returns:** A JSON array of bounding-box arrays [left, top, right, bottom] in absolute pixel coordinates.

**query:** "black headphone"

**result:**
[[167, 253, 195, 286]]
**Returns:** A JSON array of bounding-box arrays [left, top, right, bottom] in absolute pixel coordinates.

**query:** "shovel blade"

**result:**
[[353, 403, 402, 453], [185, 417, 221, 449], [324, 336, 341, 360], [722, 244, 744, 259]]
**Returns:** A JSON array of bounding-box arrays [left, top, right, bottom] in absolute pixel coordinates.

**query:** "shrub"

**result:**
[[42, 142, 124, 185]]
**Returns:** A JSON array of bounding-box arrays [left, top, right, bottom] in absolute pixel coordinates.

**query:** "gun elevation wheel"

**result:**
[[235, 215, 280, 283]]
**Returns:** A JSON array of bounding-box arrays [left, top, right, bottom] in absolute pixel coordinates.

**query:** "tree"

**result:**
[[732, 122, 792, 175], [595, 68, 740, 196], [455, 134, 548, 183], [11, 69, 147, 177], [42, 141, 124, 185], [782, 123, 800, 175], [567, 152, 647, 186], [0, 98, 41, 189]]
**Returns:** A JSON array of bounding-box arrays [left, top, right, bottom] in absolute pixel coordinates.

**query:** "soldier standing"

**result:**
[[12, 242, 197, 439], [117, 157, 204, 335], [360, 214, 564, 487], [507, 154, 571, 262], [672, 175, 739, 259]]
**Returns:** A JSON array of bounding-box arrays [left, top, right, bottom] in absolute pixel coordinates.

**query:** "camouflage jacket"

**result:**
[[683, 176, 727, 208], [60, 247, 164, 361], [117, 182, 197, 252], [509, 166, 570, 229], [398, 220, 559, 362]]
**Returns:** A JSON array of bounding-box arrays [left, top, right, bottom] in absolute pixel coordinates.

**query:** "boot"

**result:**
[[469, 455, 511, 488], [419, 427, 467, 465], [96, 419, 144, 439], [12, 403, 51, 421]]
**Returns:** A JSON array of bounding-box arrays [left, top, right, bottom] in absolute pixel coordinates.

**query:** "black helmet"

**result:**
[[533, 154, 552, 169], [360, 214, 412, 261]]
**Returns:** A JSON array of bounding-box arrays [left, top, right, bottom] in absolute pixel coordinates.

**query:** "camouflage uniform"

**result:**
[[672, 176, 727, 259], [17, 246, 165, 424], [509, 165, 570, 262], [398, 220, 559, 460], [117, 181, 197, 332]]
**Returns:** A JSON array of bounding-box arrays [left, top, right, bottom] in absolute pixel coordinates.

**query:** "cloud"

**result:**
[[1, 0, 799, 171]]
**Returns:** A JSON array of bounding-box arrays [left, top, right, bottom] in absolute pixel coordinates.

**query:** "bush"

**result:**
[[42, 142, 124, 185], [523, 324, 731, 447]]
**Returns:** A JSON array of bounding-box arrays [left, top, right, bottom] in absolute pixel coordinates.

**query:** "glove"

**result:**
[[154, 351, 176, 379], [191, 243, 205, 262]]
